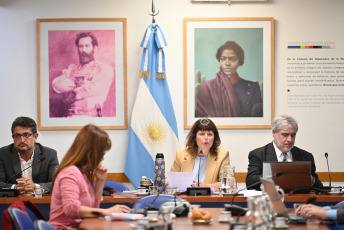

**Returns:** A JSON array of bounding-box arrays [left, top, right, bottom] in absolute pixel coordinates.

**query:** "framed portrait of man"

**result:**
[[37, 18, 127, 130], [184, 17, 274, 129]]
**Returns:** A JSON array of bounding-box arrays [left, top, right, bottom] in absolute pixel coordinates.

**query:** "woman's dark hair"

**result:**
[[11, 116, 37, 134], [216, 41, 245, 66], [185, 119, 221, 156]]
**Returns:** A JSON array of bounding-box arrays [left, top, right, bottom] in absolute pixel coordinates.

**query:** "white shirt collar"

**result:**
[[273, 141, 292, 162]]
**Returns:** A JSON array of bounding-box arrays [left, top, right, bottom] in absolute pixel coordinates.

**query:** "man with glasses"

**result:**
[[0, 116, 59, 194]]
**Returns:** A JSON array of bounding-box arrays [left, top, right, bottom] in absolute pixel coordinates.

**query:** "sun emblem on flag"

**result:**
[[142, 121, 167, 147]]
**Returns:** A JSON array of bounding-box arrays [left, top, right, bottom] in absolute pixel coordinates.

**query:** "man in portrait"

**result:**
[[50, 31, 115, 117]]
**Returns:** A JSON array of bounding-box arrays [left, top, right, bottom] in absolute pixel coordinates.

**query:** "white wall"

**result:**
[[0, 0, 343, 188]]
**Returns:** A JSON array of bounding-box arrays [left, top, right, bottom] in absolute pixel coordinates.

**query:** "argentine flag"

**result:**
[[125, 24, 179, 188]]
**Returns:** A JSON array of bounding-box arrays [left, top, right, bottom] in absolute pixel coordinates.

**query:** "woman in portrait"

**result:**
[[170, 118, 230, 190], [49, 124, 130, 230], [195, 41, 262, 117]]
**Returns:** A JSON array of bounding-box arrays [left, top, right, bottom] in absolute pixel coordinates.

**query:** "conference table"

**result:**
[[79, 208, 330, 230], [1, 192, 343, 206], [0, 192, 343, 226], [0, 192, 343, 206]]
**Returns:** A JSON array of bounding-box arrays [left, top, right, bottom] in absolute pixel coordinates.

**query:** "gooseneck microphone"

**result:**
[[231, 172, 285, 204], [0, 157, 45, 197], [6, 157, 46, 186], [129, 183, 168, 215], [186, 150, 211, 196], [270, 185, 316, 203], [325, 152, 331, 187], [226, 172, 285, 216], [197, 150, 203, 187]]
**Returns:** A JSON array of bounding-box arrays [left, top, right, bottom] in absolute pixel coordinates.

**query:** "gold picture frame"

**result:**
[[184, 17, 274, 129], [191, 0, 268, 2], [37, 18, 127, 130]]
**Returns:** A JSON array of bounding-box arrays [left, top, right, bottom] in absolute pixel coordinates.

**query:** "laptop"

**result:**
[[260, 178, 336, 225], [262, 161, 311, 193]]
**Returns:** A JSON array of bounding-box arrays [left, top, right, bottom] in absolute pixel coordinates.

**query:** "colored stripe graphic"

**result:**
[[288, 46, 335, 49]]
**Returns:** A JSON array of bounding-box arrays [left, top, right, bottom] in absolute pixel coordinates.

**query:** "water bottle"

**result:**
[[154, 153, 165, 193]]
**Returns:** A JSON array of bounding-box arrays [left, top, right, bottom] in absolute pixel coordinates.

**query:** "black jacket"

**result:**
[[0, 143, 59, 192], [246, 142, 323, 190]]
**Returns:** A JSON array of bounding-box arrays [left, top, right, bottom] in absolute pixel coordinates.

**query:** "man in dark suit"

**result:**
[[246, 114, 322, 190], [0, 116, 59, 193]]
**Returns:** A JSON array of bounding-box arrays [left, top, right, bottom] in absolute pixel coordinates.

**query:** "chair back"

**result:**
[[34, 220, 57, 230], [25, 207, 39, 222], [8, 207, 35, 230], [133, 194, 180, 209], [93, 180, 129, 192], [336, 201, 344, 206], [104, 180, 129, 192]]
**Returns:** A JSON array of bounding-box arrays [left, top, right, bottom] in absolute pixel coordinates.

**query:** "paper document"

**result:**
[[166, 172, 194, 192]]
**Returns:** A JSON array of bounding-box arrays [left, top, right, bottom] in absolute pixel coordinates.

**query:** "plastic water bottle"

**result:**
[[154, 153, 165, 193]]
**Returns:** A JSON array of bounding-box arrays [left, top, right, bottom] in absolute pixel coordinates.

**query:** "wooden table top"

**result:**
[[0, 192, 343, 205], [79, 208, 329, 230]]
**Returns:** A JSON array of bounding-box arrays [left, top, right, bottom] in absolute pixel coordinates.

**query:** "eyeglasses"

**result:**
[[12, 133, 35, 140], [220, 56, 239, 63]]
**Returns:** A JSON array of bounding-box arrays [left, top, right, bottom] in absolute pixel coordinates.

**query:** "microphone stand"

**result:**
[[226, 172, 285, 216], [319, 152, 332, 193], [186, 150, 210, 196], [129, 184, 168, 216], [0, 158, 45, 197], [326, 153, 332, 187], [197, 151, 202, 188]]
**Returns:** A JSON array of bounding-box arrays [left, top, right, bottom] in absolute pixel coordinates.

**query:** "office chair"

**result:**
[[93, 180, 129, 192], [336, 201, 344, 207], [34, 219, 57, 230], [104, 180, 129, 192], [8, 207, 35, 230], [133, 194, 180, 209]]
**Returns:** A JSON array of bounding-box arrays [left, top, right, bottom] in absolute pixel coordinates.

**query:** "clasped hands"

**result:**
[[16, 177, 36, 194]]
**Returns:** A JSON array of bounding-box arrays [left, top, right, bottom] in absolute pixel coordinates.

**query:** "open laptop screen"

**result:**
[[263, 162, 311, 193]]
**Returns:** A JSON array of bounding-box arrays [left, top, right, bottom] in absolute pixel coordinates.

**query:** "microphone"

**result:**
[[197, 150, 203, 187], [186, 150, 211, 196], [325, 152, 331, 187], [316, 152, 332, 193], [0, 157, 45, 197], [226, 172, 285, 216], [270, 186, 316, 203], [121, 187, 188, 217], [130, 183, 168, 215]]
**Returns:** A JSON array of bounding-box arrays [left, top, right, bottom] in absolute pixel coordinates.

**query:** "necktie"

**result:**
[[282, 152, 288, 162]]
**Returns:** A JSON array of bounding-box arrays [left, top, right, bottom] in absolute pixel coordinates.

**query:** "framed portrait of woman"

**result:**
[[184, 17, 274, 129]]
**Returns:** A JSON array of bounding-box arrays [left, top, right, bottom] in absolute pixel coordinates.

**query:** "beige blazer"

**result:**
[[170, 148, 230, 184]]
